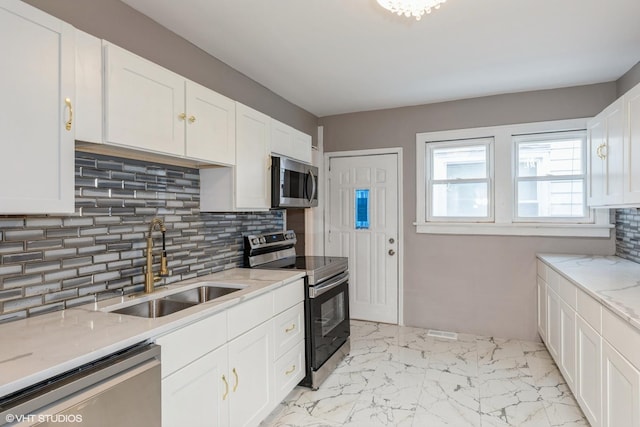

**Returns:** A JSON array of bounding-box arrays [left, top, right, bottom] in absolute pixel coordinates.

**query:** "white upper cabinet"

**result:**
[[588, 82, 640, 207], [100, 42, 236, 165], [587, 98, 624, 206], [104, 42, 186, 156], [185, 81, 236, 165], [271, 119, 312, 164], [0, 0, 75, 214], [623, 83, 640, 204], [75, 29, 103, 144]]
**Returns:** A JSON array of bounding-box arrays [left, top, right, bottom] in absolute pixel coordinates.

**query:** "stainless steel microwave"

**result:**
[[271, 156, 318, 208]]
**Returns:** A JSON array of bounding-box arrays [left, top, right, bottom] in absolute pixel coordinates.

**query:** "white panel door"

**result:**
[[537, 277, 547, 341], [559, 297, 577, 392], [326, 154, 399, 323], [0, 0, 75, 214], [624, 83, 640, 204], [235, 103, 271, 210], [162, 345, 229, 427], [185, 80, 236, 165], [602, 340, 640, 427], [547, 287, 561, 363], [104, 42, 185, 156], [576, 314, 602, 427]]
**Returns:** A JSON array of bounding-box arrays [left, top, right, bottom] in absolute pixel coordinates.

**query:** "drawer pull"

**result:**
[[222, 375, 229, 400], [232, 367, 239, 392], [285, 324, 296, 333], [285, 365, 296, 375]]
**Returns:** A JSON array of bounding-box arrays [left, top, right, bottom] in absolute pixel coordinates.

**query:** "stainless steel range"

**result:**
[[244, 230, 350, 390]]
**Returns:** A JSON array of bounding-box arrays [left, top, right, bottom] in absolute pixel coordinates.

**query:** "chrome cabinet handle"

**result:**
[[285, 365, 296, 375], [285, 324, 296, 333], [232, 367, 239, 392], [222, 375, 229, 400], [64, 98, 73, 131]]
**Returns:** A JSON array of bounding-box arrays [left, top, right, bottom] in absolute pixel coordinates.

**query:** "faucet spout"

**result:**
[[145, 217, 170, 293]]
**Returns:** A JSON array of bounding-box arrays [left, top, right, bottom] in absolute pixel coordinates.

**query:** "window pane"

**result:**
[[517, 180, 584, 217], [355, 189, 369, 229], [518, 139, 583, 177], [432, 145, 487, 180], [432, 182, 488, 217]]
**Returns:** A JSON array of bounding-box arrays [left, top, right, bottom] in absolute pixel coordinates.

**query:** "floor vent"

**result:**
[[427, 329, 458, 340]]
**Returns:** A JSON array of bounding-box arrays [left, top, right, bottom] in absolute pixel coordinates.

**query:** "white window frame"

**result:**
[[415, 118, 612, 237], [513, 130, 591, 223], [426, 138, 494, 223]]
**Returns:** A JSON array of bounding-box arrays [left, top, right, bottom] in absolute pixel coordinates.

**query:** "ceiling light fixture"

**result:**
[[376, 0, 447, 20]]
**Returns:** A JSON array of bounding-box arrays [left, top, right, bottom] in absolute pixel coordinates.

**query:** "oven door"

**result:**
[[308, 272, 350, 370], [271, 156, 318, 208]]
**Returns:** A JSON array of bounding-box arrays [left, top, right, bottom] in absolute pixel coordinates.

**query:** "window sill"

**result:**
[[413, 222, 613, 237]]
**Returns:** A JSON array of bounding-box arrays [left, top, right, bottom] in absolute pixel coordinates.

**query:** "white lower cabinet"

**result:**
[[156, 279, 305, 427], [537, 276, 547, 341], [227, 321, 274, 427], [162, 345, 229, 427], [576, 314, 602, 427], [602, 340, 640, 427], [538, 259, 640, 427]]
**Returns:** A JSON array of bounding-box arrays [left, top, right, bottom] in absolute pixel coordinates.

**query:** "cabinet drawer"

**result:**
[[273, 340, 305, 403], [227, 292, 273, 340], [602, 308, 640, 371], [577, 288, 602, 333], [548, 269, 577, 309], [274, 279, 304, 314], [156, 310, 227, 378], [273, 302, 304, 359], [537, 260, 548, 281]]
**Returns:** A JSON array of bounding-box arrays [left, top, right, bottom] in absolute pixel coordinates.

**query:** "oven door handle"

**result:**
[[309, 272, 349, 298]]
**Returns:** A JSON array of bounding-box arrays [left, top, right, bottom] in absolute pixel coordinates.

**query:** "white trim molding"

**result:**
[[415, 118, 613, 238]]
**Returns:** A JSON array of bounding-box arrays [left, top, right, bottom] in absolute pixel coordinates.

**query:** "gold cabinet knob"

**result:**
[[188, 115, 196, 123], [178, 113, 186, 121], [285, 365, 296, 375], [222, 375, 229, 400], [285, 324, 296, 333], [64, 98, 73, 131]]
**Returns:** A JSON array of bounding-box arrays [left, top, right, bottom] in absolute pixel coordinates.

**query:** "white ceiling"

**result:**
[[121, 0, 640, 117]]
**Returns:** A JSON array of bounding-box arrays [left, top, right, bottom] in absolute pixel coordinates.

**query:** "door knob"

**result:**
[[388, 249, 395, 256], [389, 238, 395, 244]]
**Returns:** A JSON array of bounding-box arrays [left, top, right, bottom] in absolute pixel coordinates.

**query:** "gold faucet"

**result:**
[[145, 217, 170, 293]]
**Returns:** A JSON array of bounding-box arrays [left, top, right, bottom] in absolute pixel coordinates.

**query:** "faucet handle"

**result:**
[[160, 253, 170, 277]]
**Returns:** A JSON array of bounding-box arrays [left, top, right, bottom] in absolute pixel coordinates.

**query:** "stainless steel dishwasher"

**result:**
[[0, 343, 161, 427]]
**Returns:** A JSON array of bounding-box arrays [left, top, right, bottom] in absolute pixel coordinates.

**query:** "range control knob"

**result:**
[[260, 237, 266, 244], [252, 238, 259, 245]]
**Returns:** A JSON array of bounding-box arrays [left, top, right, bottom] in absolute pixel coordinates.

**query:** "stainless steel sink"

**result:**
[[165, 285, 243, 304], [112, 298, 197, 318]]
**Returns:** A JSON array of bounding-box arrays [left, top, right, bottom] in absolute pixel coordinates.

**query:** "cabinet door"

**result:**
[[537, 277, 547, 341], [228, 321, 273, 427], [576, 314, 602, 427], [162, 345, 229, 427], [559, 297, 577, 392], [602, 340, 640, 427], [271, 119, 312, 164], [624, 83, 640, 204], [0, 1, 74, 214], [104, 42, 185, 156], [185, 81, 236, 165], [587, 99, 624, 206], [235, 103, 271, 210], [547, 287, 561, 363]]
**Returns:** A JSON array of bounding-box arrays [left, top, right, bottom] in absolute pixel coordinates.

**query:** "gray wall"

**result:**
[[617, 61, 640, 97], [0, 152, 283, 324], [319, 83, 618, 341], [24, 0, 318, 143]]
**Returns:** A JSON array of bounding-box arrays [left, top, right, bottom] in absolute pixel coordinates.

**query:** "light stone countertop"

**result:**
[[0, 268, 305, 397], [538, 254, 640, 331]]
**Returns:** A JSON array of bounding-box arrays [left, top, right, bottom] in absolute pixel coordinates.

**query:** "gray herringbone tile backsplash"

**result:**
[[0, 152, 283, 322], [616, 208, 640, 263]]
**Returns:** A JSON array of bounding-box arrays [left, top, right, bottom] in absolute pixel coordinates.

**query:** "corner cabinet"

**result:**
[[200, 103, 271, 211], [0, 0, 75, 214], [588, 81, 640, 207]]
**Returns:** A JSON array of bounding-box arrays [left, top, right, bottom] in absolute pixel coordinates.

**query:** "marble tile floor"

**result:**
[[261, 320, 589, 427]]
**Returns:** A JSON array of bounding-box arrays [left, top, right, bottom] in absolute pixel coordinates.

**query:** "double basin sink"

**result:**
[[110, 283, 244, 319]]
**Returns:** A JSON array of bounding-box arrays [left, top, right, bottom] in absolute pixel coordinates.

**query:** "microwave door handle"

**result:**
[[308, 170, 317, 203]]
